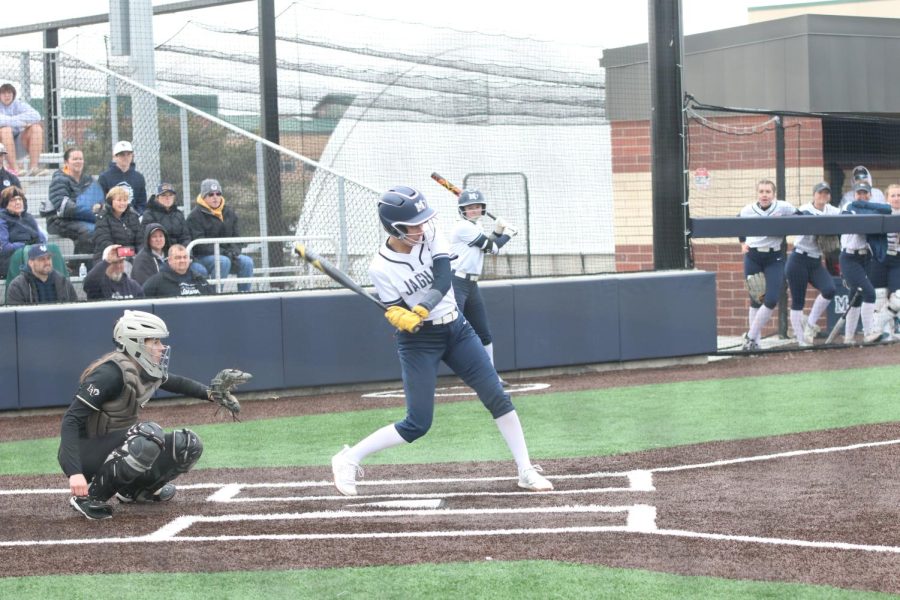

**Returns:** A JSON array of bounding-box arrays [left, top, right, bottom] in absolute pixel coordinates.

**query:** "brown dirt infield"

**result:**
[[2, 343, 900, 594]]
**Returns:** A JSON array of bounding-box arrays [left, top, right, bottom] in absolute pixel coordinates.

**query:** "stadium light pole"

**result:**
[[259, 0, 286, 276], [648, 0, 689, 270]]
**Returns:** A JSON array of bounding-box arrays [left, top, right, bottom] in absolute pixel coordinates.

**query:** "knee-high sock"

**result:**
[[748, 306, 773, 342], [790, 309, 806, 343], [748, 306, 759, 332], [347, 424, 407, 464], [845, 306, 861, 338], [861, 301, 876, 335], [484, 342, 495, 365], [808, 294, 831, 325], [494, 411, 532, 473]]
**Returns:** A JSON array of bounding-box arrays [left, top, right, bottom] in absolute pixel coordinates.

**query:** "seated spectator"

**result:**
[[132, 223, 169, 285], [7, 243, 77, 305], [98, 140, 147, 215], [83, 244, 144, 301], [186, 178, 254, 292], [0, 186, 46, 277], [143, 244, 214, 298], [92, 186, 141, 262], [142, 182, 191, 246], [0, 143, 21, 198], [0, 82, 44, 176], [41, 147, 100, 259]]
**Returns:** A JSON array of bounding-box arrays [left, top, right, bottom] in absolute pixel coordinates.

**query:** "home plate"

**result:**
[[352, 499, 447, 509]]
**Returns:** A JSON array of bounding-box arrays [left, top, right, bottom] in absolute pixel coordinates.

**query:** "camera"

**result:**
[[116, 246, 135, 258]]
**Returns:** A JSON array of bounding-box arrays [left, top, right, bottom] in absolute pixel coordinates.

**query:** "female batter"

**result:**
[[330, 186, 552, 496]]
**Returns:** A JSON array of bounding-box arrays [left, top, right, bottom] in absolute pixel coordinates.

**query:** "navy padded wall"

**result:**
[[16, 301, 153, 409], [513, 277, 621, 369], [618, 271, 717, 360], [479, 282, 516, 372], [0, 311, 18, 410]]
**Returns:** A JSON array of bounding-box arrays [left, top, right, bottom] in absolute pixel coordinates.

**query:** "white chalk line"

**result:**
[[361, 382, 551, 399]]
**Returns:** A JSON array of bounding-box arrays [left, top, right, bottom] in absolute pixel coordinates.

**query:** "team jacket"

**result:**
[[57, 353, 209, 477], [97, 162, 148, 215], [142, 264, 213, 298], [82, 260, 145, 301], [142, 195, 192, 247], [92, 204, 143, 261]]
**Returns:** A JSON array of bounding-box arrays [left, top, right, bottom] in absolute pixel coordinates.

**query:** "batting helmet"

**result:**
[[457, 188, 486, 220], [113, 310, 170, 379], [378, 186, 435, 244]]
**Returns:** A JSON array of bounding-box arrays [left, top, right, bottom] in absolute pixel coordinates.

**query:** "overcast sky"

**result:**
[[0, 0, 814, 50]]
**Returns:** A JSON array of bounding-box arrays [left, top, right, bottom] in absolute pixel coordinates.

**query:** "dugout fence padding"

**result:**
[[0, 272, 716, 411]]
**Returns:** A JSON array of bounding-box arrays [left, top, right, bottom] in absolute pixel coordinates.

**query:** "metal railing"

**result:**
[[185, 235, 337, 292]]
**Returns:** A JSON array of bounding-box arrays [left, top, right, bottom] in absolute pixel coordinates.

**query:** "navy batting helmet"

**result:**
[[378, 186, 435, 243], [457, 188, 486, 219]]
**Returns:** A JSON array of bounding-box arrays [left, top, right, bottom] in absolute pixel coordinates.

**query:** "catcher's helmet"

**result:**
[[378, 186, 435, 244], [457, 188, 486, 220], [113, 310, 170, 379]]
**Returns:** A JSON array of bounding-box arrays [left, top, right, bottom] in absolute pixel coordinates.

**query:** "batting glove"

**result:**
[[385, 306, 427, 333], [493, 217, 508, 236]]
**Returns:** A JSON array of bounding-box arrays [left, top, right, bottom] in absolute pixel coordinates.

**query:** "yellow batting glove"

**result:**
[[385, 306, 424, 333], [411, 305, 429, 320]]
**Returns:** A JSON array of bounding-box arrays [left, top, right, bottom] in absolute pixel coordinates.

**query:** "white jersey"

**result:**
[[369, 220, 459, 322], [739, 200, 796, 250], [888, 208, 900, 254], [794, 202, 840, 257], [450, 218, 494, 276]]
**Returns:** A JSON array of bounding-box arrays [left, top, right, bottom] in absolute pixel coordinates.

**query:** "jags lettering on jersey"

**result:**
[[403, 268, 434, 295]]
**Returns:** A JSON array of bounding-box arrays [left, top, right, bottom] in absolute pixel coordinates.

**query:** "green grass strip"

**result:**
[[0, 560, 893, 600], [3, 365, 900, 476]]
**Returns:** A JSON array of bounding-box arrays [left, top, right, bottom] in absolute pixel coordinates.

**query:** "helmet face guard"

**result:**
[[113, 310, 171, 379], [457, 188, 486, 221], [378, 186, 436, 246]]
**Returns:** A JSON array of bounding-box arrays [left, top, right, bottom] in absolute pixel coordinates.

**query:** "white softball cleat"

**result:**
[[331, 445, 363, 496], [518, 465, 553, 492]]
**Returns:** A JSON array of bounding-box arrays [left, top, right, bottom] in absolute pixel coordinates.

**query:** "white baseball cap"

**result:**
[[113, 140, 133, 155]]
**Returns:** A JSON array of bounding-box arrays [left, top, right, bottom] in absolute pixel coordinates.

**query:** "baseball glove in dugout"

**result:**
[[745, 272, 766, 303], [816, 234, 841, 255]]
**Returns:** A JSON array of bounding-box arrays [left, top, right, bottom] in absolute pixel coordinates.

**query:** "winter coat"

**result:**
[[6, 267, 78, 305], [141, 195, 191, 247], [0, 168, 22, 205], [92, 204, 142, 261], [131, 223, 170, 285], [42, 168, 97, 223], [82, 260, 145, 301], [97, 161, 148, 215], [0, 208, 46, 276], [142, 264, 213, 298], [186, 200, 243, 258]]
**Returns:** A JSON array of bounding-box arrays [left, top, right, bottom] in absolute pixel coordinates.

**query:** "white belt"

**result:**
[[453, 271, 479, 282], [794, 249, 821, 259], [843, 248, 868, 255], [428, 309, 459, 326], [752, 246, 775, 253], [887, 250, 899, 256]]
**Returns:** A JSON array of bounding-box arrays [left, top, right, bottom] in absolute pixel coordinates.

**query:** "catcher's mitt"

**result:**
[[745, 272, 766, 303], [816, 234, 841, 255], [208, 368, 252, 421]]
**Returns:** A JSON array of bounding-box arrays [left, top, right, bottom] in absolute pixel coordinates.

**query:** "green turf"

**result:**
[[0, 560, 893, 600], [4, 365, 900, 475]]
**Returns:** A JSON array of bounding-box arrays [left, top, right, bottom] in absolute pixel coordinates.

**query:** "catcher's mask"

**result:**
[[113, 310, 171, 379]]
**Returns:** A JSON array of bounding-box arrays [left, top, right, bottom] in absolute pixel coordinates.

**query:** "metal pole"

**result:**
[[179, 107, 191, 212], [255, 141, 271, 289], [775, 115, 788, 337], [42, 30, 60, 155], [338, 177, 348, 271]]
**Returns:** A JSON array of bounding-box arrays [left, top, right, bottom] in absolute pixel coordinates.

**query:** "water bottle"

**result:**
[[78, 263, 87, 278]]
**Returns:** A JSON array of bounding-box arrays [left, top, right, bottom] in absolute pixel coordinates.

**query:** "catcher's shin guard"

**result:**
[[117, 429, 203, 501], [88, 422, 165, 502]]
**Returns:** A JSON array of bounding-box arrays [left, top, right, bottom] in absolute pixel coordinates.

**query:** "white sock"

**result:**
[[748, 306, 759, 331], [790, 309, 806, 342], [494, 411, 531, 473], [845, 306, 861, 338], [808, 295, 831, 325], [862, 301, 876, 334], [484, 342, 495, 365], [748, 306, 773, 342], [347, 424, 407, 464]]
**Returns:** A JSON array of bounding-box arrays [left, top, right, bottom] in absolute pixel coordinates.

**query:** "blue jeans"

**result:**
[[194, 254, 254, 292]]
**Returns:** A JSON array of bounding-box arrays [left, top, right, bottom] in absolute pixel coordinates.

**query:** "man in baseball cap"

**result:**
[[6, 243, 78, 305], [97, 140, 148, 215], [0, 142, 21, 197]]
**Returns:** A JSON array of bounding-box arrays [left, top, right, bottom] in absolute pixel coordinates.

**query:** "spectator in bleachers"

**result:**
[[92, 186, 142, 262], [0, 186, 46, 277], [132, 223, 170, 285], [98, 141, 147, 215], [0, 82, 44, 176], [42, 147, 99, 259], [142, 244, 213, 298], [0, 143, 22, 198], [7, 243, 77, 305], [83, 244, 144, 301], [142, 183, 191, 246], [186, 178, 254, 292]]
